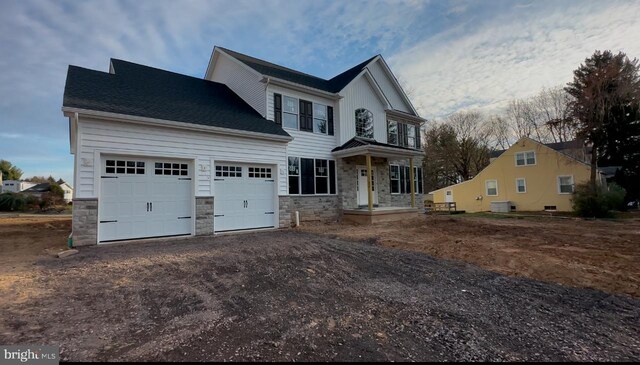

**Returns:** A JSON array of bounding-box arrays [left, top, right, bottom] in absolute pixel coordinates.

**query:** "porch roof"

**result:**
[[332, 137, 423, 158]]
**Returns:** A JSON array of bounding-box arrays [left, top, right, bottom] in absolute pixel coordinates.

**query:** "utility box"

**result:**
[[490, 201, 511, 213]]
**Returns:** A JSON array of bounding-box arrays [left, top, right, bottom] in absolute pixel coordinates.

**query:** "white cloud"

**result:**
[[389, 1, 640, 120]]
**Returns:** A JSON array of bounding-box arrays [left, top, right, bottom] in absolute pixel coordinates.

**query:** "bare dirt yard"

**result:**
[[0, 215, 639, 361], [301, 214, 640, 298]]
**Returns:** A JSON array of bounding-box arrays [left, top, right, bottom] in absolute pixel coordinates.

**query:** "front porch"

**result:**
[[342, 206, 422, 224], [333, 137, 424, 224]]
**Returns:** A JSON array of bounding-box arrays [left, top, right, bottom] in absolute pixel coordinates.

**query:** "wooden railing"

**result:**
[[432, 202, 457, 212]]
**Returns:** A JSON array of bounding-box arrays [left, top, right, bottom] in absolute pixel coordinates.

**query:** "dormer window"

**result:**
[[355, 108, 374, 139]]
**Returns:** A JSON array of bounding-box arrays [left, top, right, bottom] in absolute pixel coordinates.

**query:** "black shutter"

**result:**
[[327, 106, 334, 136], [418, 167, 423, 194], [415, 125, 421, 149], [405, 166, 411, 194], [329, 160, 336, 194], [399, 166, 405, 194], [274, 93, 282, 126], [300, 100, 313, 132], [301, 158, 315, 194], [398, 123, 405, 147]]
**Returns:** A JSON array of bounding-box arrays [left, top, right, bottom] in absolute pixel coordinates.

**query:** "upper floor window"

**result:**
[[407, 125, 416, 148], [313, 104, 328, 134], [355, 108, 374, 139], [387, 120, 420, 149], [516, 151, 536, 166], [387, 121, 398, 144], [283, 96, 298, 129]]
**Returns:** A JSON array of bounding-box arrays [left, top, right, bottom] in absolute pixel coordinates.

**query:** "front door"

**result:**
[[356, 167, 378, 206]]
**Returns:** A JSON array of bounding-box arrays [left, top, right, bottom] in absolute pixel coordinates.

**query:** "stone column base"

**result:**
[[72, 198, 98, 246], [196, 196, 214, 235]]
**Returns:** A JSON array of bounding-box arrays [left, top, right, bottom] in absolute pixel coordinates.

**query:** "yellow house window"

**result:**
[[558, 175, 574, 194], [515, 151, 536, 166], [486, 180, 498, 196], [516, 178, 526, 193]]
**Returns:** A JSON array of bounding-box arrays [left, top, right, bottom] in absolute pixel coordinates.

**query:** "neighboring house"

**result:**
[[21, 182, 73, 203], [431, 137, 603, 212], [1, 180, 37, 193], [62, 46, 425, 246], [59, 182, 74, 203]]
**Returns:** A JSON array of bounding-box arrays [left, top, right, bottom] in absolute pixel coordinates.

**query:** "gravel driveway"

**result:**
[[1, 230, 638, 361]]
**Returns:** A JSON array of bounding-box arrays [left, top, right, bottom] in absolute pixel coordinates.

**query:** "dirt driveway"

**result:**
[[301, 214, 640, 298], [0, 217, 639, 361]]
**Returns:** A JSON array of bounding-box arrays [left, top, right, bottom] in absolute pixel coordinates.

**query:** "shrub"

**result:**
[[572, 182, 627, 217], [49, 183, 65, 198], [0, 192, 26, 211]]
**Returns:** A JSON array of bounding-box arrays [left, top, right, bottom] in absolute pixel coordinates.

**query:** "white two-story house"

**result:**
[[62, 46, 425, 246]]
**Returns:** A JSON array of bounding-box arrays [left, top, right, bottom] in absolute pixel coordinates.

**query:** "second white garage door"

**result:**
[[214, 163, 276, 232]]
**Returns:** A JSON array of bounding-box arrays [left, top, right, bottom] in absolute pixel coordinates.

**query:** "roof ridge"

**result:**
[[218, 47, 329, 81], [328, 55, 379, 82], [110, 58, 219, 84]]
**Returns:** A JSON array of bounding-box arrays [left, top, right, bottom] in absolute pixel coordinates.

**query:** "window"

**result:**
[[486, 180, 498, 196], [387, 120, 398, 145], [558, 175, 574, 194], [355, 108, 374, 139], [390, 165, 400, 194], [408, 125, 416, 148], [516, 178, 526, 193], [516, 151, 536, 166], [106, 159, 145, 175], [283, 96, 298, 129], [248, 167, 272, 178], [288, 157, 300, 194], [289, 157, 336, 195], [315, 159, 329, 194], [155, 162, 188, 176], [414, 166, 424, 194], [215, 165, 242, 177], [313, 104, 328, 134]]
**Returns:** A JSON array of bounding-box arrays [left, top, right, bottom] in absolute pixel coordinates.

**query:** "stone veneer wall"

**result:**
[[72, 199, 98, 246], [195, 197, 214, 235], [338, 156, 391, 209], [283, 195, 341, 224], [278, 196, 292, 228]]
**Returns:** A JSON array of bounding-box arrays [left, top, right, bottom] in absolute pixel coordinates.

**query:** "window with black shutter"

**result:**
[[299, 100, 313, 132], [274, 93, 282, 126], [327, 106, 334, 136], [329, 160, 336, 194], [415, 126, 421, 149], [301, 158, 315, 194]]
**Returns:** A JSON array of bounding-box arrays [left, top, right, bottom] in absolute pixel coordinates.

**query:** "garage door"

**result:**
[[214, 164, 276, 232], [99, 156, 193, 242]]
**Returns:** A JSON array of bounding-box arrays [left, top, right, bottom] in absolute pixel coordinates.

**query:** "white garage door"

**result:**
[[214, 164, 276, 232], [99, 156, 193, 242]]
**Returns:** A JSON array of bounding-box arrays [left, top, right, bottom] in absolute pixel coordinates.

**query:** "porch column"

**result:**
[[409, 157, 416, 208], [366, 154, 373, 212]]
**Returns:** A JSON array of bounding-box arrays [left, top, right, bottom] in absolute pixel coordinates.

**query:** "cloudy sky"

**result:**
[[0, 0, 639, 184]]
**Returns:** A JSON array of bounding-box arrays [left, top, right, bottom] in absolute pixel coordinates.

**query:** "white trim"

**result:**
[[62, 107, 293, 143], [332, 144, 423, 159], [557, 175, 574, 194], [205, 47, 264, 80], [372, 56, 419, 116], [515, 150, 537, 166], [515, 177, 527, 193], [485, 179, 498, 196]]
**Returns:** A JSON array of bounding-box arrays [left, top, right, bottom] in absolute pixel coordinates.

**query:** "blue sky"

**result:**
[[0, 0, 639, 185]]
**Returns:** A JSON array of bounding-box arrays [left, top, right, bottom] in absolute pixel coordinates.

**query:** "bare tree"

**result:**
[[533, 87, 576, 143], [445, 111, 491, 180]]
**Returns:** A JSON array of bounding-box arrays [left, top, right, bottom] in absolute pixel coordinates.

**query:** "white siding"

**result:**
[[76, 118, 288, 198], [338, 75, 388, 144], [367, 60, 413, 114], [209, 53, 266, 117], [266, 84, 338, 160]]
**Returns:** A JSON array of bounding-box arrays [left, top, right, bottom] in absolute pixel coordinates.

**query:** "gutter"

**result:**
[[61, 107, 293, 143]]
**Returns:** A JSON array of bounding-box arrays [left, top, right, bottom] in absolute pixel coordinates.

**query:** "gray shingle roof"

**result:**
[[220, 47, 377, 93], [63, 59, 290, 137], [490, 139, 588, 158]]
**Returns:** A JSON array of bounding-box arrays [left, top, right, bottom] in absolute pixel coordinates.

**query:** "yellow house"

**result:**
[[431, 137, 600, 212]]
